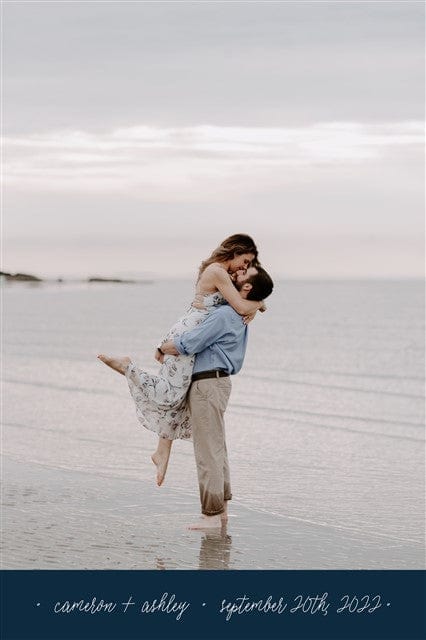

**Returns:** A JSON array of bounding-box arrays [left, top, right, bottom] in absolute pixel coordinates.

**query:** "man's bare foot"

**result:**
[[151, 450, 171, 487], [187, 514, 224, 530], [97, 354, 131, 375]]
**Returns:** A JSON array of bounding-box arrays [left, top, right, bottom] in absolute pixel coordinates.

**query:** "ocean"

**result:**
[[2, 279, 424, 569]]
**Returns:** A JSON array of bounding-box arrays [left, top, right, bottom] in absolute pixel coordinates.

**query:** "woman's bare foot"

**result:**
[[187, 514, 224, 530], [151, 452, 170, 487], [97, 354, 131, 375], [151, 438, 172, 486]]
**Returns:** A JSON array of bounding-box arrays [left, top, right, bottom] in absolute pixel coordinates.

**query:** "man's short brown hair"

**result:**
[[246, 266, 274, 301]]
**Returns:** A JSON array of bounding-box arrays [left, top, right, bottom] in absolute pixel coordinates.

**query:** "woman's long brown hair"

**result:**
[[198, 234, 259, 280]]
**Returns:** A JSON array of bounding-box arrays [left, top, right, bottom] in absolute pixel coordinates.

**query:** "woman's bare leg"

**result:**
[[98, 354, 173, 485], [151, 438, 173, 486]]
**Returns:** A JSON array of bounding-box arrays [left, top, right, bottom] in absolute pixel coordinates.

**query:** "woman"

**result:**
[[98, 234, 265, 485]]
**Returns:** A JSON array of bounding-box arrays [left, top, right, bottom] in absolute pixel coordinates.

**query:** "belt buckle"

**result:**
[[215, 370, 220, 378]]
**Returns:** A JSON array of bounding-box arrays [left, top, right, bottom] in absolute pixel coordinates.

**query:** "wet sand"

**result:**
[[2, 457, 422, 570]]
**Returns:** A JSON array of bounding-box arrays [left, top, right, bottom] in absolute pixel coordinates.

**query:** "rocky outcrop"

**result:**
[[1, 271, 42, 282]]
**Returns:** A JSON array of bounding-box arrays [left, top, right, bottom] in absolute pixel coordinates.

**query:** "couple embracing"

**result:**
[[98, 234, 274, 529]]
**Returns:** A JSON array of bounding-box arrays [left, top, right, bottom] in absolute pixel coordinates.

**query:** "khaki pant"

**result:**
[[188, 377, 232, 516]]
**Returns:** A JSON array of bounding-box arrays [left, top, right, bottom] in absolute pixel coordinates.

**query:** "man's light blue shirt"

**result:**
[[173, 305, 248, 375]]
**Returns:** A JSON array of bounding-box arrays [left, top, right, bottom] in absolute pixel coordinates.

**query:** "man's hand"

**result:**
[[159, 340, 180, 356], [154, 348, 164, 363]]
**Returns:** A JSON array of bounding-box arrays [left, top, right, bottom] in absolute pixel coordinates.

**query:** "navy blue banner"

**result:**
[[1, 570, 425, 640]]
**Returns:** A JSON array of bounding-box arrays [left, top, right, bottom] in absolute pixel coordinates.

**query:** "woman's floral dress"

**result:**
[[125, 292, 225, 440]]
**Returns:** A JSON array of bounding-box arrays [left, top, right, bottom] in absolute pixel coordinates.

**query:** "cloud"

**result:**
[[4, 121, 423, 196]]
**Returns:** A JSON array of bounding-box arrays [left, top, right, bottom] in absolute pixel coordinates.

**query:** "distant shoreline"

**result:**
[[1, 271, 154, 284], [1, 271, 423, 284]]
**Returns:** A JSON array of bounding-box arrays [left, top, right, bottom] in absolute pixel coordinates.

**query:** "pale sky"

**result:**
[[3, 0, 425, 279]]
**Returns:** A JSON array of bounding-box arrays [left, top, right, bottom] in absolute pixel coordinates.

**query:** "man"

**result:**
[[160, 265, 274, 529]]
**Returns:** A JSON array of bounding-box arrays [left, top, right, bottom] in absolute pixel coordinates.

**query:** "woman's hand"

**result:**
[[154, 348, 164, 363], [243, 310, 257, 325]]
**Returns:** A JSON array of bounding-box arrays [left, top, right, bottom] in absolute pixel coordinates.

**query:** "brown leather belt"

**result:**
[[191, 369, 229, 382]]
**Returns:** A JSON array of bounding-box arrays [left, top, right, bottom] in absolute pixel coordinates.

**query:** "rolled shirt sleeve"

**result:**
[[173, 309, 229, 356]]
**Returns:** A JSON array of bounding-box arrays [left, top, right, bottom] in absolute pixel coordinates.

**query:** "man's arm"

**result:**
[[160, 309, 230, 357]]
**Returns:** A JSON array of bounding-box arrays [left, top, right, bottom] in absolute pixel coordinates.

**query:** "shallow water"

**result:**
[[2, 279, 425, 568]]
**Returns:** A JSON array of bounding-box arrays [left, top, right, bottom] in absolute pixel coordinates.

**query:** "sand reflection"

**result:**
[[198, 528, 232, 570]]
